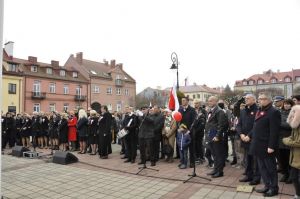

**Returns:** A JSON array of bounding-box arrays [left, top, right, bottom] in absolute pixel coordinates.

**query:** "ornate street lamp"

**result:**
[[170, 52, 179, 90]]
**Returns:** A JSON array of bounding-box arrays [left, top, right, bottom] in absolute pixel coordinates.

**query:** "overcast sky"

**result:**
[[3, 0, 300, 92]]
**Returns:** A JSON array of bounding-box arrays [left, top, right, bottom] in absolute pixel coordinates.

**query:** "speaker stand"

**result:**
[[136, 163, 159, 175]]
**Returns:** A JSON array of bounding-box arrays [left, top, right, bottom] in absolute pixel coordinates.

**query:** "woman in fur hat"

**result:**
[[283, 105, 300, 199]]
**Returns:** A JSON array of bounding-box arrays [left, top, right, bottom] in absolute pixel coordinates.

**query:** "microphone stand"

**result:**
[[183, 110, 211, 183]]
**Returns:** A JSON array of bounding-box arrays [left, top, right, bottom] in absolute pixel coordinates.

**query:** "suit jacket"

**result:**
[[98, 112, 112, 136], [178, 105, 197, 130], [138, 114, 155, 139], [205, 106, 227, 141], [249, 103, 281, 157]]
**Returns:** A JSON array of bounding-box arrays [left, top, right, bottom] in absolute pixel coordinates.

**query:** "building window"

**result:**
[[284, 77, 291, 82], [271, 78, 277, 83], [8, 106, 16, 113], [242, 81, 247, 86], [49, 83, 56, 93], [8, 83, 16, 94], [296, 77, 300, 82], [76, 86, 82, 96], [117, 103, 122, 112], [33, 103, 40, 112], [108, 104, 112, 111], [193, 94, 196, 99], [33, 80, 41, 93], [46, 68, 52, 75], [197, 94, 200, 98], [258, 80, 263, 84], [93, 86, 100, 93], [249, 80, 254, 85], [31, 65, 38, 72], [63, 85, 69, 94], [72, 72, 78, 78], [49, 103, 56, 112], [107, 87, 112, 95], [63, 103, 69, 111], [116, 88, 121, 95], [8, 63, 17, 72], [125, 89, 129, 96], [60, 70, 66, 77]]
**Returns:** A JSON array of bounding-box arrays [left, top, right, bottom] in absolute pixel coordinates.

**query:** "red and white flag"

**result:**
[[168, 84, 179, 111]]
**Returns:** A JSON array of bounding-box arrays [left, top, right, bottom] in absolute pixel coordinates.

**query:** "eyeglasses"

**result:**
[[258, 98, 268, 100]]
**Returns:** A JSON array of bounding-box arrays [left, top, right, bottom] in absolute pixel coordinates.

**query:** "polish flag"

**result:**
[[168, 84, 179, 111]]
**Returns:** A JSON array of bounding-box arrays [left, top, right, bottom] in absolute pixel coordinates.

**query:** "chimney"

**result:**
[[118, 63, 123, 70], [110, 59, 116, 67], [76, 52, 83, 64], [4, 41, 14, 58], [28, 56, 37, 63], [51, 60, 59, 67]]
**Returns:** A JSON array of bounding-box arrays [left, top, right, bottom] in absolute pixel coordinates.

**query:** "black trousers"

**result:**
[[153, 139, 160, 161], [139, 138, 154, 163], [223, 131, 229, 159], [205, 145, 214, 165], [257, 155, 278, 191], [2, 130, 15, 149], [278, 148, 290, 176], [244, 149, 261, 181], [124, 132, 137, 161], [188, 139, 195, 165], [98, 134, 110, 157], [209, 139, 225, 173], [195, 132, 204, 159], [290, 167, 300, 196]]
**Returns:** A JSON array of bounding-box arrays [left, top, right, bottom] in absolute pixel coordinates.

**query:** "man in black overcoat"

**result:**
[[178, 97, 197, 167], [249, 92, 281, 197], [236, 94, 261, 185]]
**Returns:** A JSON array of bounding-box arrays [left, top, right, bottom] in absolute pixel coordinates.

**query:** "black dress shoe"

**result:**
[[207, 170, 217, 175], [255, 187, 269, 193], [249, 180, 260, 185], [239, 177, 252, 182], [124, 159, 131, 163], [263, 190, 278, 197], [121, 156, 128, 159], [138, 161, 144, 165], [212, 172, 223, 178], [150, 162, 156, 166]]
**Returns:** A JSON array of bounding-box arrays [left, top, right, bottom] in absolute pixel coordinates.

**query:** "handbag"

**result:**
[[117, 118, 133, 139]]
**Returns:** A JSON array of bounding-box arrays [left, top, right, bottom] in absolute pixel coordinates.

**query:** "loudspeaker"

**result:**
[[12, 146, 30, 157], [53, 151, 78, 165]]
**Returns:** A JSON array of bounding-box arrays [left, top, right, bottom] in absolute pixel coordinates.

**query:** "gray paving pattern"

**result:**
[[2, 156, 178, 199]]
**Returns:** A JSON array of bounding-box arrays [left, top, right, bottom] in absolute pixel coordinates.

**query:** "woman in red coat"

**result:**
[[68, 111, 77, 151]]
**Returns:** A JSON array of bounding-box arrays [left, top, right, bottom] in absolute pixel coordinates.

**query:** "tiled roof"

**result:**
[[235, 70, 295, 86], [165, 84, 221, 94]]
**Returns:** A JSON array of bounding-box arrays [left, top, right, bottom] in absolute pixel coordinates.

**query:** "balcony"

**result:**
[[32, 92, 46, 100], [115, 79, 123, 87], [74, 95, 87, 101]]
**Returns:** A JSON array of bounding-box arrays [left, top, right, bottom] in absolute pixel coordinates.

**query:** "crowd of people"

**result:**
[[1, 93, 300, 198]]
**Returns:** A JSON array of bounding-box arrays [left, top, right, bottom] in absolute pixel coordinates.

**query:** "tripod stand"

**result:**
[[183, 112, 211, 183], [136, 163, 159, 175]]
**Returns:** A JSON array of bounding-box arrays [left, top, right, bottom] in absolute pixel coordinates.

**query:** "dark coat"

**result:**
[[236, 104, 258, 148], [153, 113, 165, 140], [98, 112, 112, 136], [40, 116, 49, 134], [1, 117, 6, 134], [77, 117, 88, 137], [249, 104, 281, 158], [279, 109, 292, 149], [123, 113, 138, 135], [58, 118, 68, 143], [193, 108, 206, 137], [179, 105, 197, 130], [138, 114, 155, 139], [31, 116, 41, 136], [205, 106, 227, 142], [88, 116, 99, 136]]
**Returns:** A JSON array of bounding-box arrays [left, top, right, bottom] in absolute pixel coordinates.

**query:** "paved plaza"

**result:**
[[1, 145, 295, 199]]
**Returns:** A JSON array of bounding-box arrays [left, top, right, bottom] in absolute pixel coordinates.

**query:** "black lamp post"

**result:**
[[170, 52, 179, 90]]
